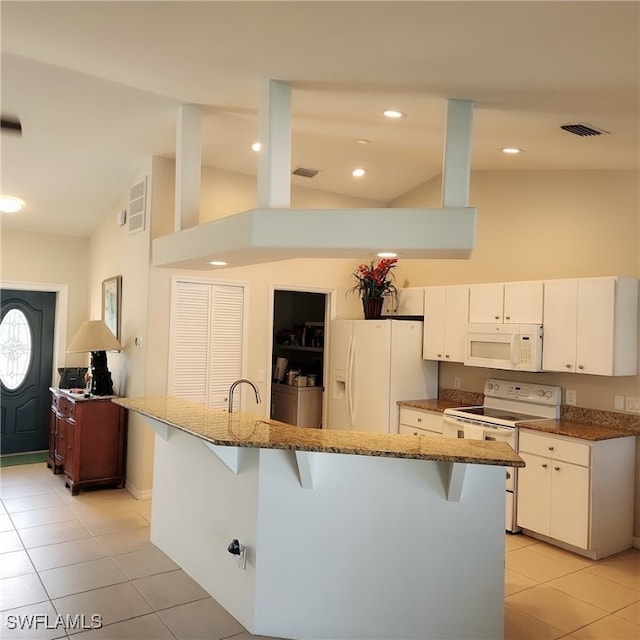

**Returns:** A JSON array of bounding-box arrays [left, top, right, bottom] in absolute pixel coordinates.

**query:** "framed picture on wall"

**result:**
[[102, 276, 122, 340]]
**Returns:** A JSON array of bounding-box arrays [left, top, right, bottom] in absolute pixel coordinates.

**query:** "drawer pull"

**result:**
[[417, 417, 422, 422], [548, 446, 554, 451], [413, 431, 418, 436]]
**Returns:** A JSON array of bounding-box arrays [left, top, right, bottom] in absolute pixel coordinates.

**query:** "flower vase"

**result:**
[[363, 297, 384, 320]]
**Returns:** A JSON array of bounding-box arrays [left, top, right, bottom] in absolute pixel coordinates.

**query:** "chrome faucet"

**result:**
[[228, 378, 261, 413]]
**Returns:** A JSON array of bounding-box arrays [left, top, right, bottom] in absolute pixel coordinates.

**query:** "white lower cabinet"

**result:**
[[399, 407, 443, 436], [517, 429, 636, 559]]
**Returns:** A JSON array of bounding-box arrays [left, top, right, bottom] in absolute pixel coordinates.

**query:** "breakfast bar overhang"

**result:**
[[115, 396, 524, 640]]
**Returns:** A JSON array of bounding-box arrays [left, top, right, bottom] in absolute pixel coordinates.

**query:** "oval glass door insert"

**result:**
[[0, 308, 33, 390]]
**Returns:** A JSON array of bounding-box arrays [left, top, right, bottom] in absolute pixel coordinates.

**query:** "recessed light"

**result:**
[[355, 138, 370, 145], [352, 168, 366, 178], [209, 260, 228, 267], [502, 147, 523, 154], [251, 142, 261, 152], [377, 252, 397, 258], [382, 109, 406, 119], [0, 196, 25, 213]]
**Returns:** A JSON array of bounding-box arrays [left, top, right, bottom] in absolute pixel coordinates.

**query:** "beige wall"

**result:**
[[392, 169, 640, 407], [0, 229, 89, 370], [5, 163, 639, 535], [86, 160, 156, 498], [394, 169, 640, 536]]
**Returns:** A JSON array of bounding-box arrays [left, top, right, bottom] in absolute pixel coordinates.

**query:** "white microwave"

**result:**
[[465, 323, 543, 371]]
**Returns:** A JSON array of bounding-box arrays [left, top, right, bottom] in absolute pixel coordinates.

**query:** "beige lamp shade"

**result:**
[[67, 320, 122, 353]]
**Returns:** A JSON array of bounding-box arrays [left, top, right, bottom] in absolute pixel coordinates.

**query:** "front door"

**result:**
[[0, 290, 56, 454]]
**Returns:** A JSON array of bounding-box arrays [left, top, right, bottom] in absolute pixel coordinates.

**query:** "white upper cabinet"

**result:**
[[423, 285, 469, 362], [382, 287, 424, 317], [469, 281, 543, 324], [542, 276, 638, 376]]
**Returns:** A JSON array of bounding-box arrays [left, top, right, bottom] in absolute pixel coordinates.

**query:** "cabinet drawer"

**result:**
[[399, 424, 442, 437], [52, 394, 76, 420], [519, 430, 590, 466], [399, 408, 443, 434]]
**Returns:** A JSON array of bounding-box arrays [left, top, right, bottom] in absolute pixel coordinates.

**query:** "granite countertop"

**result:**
[[114, 396, 524, 468], [399, 394, 639, 441], [516, 419, 639, 441], [399, 399, 466, 413]]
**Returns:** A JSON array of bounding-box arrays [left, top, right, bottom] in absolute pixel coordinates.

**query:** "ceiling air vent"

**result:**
[[292, 166, 319, 178], [560, 123, 609, 137]]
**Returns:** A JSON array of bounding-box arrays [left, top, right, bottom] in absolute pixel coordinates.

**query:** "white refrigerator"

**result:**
[[327, 319, 438, 433]]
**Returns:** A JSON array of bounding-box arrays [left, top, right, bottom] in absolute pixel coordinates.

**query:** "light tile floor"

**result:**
[[504, 529, 639, 639], [1, 462, 638, 639], [0, 463, 267, 640]]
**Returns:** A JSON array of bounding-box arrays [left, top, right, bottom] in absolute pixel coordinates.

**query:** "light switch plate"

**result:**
[[566, 389, 577, 406]]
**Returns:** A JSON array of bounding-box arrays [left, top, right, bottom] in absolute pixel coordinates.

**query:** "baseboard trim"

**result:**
[[633, 536, 640, 550], [125, 481, 152, 501]]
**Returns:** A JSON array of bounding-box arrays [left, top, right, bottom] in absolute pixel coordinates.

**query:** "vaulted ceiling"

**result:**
[[1, 1, 638, 236]]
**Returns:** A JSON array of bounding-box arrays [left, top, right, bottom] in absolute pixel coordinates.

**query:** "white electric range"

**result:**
[[442, 378, 562, 532]]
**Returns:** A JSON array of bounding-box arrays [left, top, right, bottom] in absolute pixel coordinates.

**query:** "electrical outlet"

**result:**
[[454, 377, 461, 389], [614, 395, 625, 411], [625, 397, 640, 413], [566, 389, 577, 406]]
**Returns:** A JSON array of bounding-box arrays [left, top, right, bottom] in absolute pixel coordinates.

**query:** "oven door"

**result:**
[[442, 417, 516, 489], [481, 425, 516, 492], [442, 415, 484, 440]]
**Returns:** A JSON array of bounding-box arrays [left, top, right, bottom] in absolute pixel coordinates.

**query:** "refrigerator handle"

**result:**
[[346, 335, 355, 429]]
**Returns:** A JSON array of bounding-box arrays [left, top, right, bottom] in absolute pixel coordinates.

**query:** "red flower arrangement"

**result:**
[[349, 258, 398, 303]]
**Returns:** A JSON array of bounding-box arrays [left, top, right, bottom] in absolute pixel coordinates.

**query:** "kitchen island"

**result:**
[[115, 396, 523, 640]]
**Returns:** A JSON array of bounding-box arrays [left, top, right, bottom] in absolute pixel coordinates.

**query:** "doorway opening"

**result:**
[[270, 289, 329, 428]]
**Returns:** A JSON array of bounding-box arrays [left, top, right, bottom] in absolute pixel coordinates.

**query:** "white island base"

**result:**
[[148, 422, 506, 640]]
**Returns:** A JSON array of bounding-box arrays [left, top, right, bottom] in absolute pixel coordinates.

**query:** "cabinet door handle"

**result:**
[[565, 364, 572, 369], [494, 315, 500, 320], [437, 353, 442, 358], [578, 365, 585, 370], [554, 466, 560, 471], [542, 463, 548, 468], [548, 446, 554, 451], [505, 315, 510, 320], [413, 431, 418, 436], [417, 417, 422, 422]]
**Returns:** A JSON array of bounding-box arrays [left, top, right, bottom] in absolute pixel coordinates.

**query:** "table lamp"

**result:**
[[67, 320, 122, 395]]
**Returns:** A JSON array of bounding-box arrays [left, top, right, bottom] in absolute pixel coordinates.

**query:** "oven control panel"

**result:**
[[484, 379, 562, 406]]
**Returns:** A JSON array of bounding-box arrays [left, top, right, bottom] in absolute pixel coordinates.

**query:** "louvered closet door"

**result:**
[[169, 281, 244, 409], [208, 284, 243, 410]]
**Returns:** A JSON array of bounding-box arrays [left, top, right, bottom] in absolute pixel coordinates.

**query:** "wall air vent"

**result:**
[[292, 166, 319, 178], [560, 123, 609, 137], [128, 176, 147, 234]]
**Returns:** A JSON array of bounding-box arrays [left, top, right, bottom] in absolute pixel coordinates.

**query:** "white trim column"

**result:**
[[174, 104, 202, 231], [257, 80, 292, 208], [441, 99, 473, 208]]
